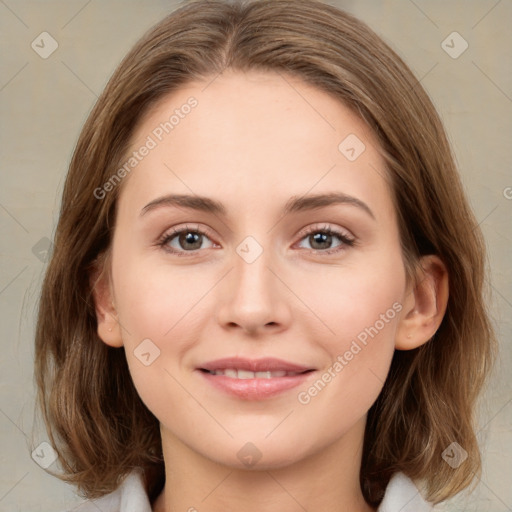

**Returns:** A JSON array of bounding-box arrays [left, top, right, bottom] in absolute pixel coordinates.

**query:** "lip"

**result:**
[[199, 357, 313, 373], [196, 357, 316, 400]]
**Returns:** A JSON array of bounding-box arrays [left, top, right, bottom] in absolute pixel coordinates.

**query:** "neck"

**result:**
[[153, 417, 376, 512]]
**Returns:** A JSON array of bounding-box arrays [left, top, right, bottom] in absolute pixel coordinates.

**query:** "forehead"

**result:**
[[118, 69, 394, 224]]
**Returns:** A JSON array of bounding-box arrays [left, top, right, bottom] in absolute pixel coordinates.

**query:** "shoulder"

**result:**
[[377, 472, 434, 512], [61, 469, 152, 512]]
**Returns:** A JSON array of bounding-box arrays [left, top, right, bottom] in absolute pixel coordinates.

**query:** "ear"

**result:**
[[89, 255, 124, 348], [395, 255, 449, 350]]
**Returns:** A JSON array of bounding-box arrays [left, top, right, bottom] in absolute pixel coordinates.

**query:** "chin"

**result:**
[[198, 435, 312, 472]]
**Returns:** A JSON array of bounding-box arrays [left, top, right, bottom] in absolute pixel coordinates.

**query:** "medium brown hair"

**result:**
[[34, 0, 496, 506]]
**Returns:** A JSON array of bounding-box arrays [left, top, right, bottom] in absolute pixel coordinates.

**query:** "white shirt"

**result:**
[[66, 469, 433, 511]]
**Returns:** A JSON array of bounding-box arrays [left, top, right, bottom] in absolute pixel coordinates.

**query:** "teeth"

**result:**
[[209, 369, 299, 378], [237, 369, 255, 379]]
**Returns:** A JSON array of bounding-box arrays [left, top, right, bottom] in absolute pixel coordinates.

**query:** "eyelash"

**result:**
[[156, 223, 356, 257]]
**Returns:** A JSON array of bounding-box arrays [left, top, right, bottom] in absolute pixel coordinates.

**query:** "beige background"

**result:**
[[0, 0, 510, 510]]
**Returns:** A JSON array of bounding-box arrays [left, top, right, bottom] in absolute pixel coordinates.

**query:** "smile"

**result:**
[[196, 357, 316, 399]]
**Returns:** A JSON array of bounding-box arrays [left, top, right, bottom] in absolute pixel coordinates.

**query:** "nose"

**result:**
[[215, 244, 291, 336]]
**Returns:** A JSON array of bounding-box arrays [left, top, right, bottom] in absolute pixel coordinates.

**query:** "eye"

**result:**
[[157, 224, 216, 257], [157, 223, 356, 257], [295, 224, 356, 255]]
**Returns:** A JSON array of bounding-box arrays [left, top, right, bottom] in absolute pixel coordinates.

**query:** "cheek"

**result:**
[[294, 313, 397, 448], [294, 260, 404, 420], [306, 258, 404, 353], [330, 284, 402, 359], [115, 267, 190, 420], [113, 253, 193, 343], [111, 255, 205, 402]]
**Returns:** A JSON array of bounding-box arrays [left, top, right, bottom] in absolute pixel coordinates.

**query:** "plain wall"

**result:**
[[0, 1, 510, 510]]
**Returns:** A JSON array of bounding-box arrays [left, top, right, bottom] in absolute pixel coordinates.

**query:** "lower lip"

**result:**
[[197, 370, 315, 400]]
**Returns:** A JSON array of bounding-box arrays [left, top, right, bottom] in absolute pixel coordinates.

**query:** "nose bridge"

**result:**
[[235, 238, 272, 298], [215, 231, 288, 332]]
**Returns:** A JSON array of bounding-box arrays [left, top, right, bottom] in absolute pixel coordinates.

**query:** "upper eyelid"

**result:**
[[299, 223, 353, 238]]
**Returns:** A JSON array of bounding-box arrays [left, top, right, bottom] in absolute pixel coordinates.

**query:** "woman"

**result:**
[[34, 1, 496, 510]]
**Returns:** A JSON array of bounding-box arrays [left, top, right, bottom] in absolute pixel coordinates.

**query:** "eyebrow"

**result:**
[[140, 192, 375, 220]]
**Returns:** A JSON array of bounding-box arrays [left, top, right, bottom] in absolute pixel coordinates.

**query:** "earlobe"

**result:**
[[89, 258, 124, 348], [395, 255, 449, 350]]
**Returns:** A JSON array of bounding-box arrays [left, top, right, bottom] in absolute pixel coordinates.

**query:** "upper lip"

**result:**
[[198, 357, 314, 373]]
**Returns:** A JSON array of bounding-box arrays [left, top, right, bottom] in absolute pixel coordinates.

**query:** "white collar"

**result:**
[[70, 468, 433, 511], [377, 472, 433, 511]]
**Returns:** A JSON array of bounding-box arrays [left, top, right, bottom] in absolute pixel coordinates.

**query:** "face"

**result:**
[[105, 70, 408, 469]]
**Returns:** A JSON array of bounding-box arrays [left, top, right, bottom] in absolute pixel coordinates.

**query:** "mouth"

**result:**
[[196, 357, 316, 400]]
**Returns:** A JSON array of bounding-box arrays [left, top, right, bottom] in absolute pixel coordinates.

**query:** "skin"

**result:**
[[92, 69, 449, 512]]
